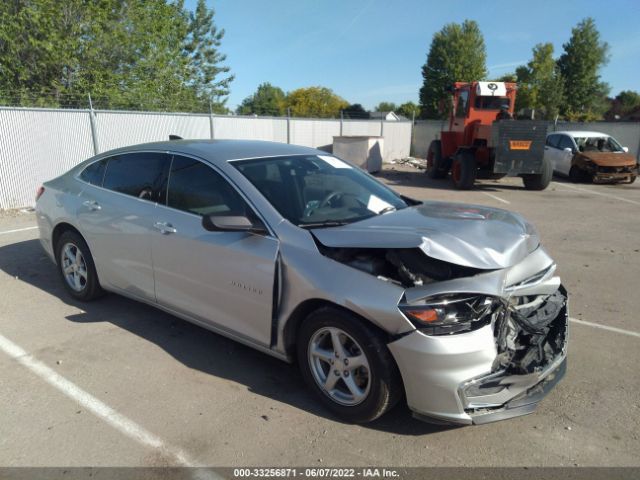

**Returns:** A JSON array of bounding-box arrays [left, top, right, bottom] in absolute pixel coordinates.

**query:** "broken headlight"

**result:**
[[400, 294, 500, 335]]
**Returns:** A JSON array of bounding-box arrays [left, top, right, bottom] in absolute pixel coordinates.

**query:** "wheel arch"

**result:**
[[52, 222, 86, 264], [282, 298, 393, 361]]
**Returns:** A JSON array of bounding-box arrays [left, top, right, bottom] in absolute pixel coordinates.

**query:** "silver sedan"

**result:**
[[36, 139, 568, 424]]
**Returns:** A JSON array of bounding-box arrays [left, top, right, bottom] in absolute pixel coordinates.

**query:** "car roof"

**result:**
[[98, 139, 323, 163], [552, 131, 610, 138]]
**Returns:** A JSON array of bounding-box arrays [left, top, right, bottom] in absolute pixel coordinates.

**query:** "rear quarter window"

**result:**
[[79, 159, 107, 186]]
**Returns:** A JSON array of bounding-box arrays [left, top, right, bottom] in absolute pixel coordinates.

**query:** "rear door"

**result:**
[[77, 152, 170, 301], [151, 154, 279, 346]]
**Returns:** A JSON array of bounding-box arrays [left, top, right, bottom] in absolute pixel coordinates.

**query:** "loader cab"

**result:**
[[442, 81, 516, 159], [449, 81, 516, 132]]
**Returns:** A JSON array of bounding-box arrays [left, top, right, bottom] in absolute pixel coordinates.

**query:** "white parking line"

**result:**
[[0, 332, 221, 477], [569, 317, 640, 339], [553, 182, 640, 206], [0, 226, 38, 235], [481, 192, 510, 204]]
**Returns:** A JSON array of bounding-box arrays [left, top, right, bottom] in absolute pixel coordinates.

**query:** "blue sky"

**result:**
[[186, 0, 640, 111]]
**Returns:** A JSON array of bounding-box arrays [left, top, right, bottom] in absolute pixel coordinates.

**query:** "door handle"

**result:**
[[82, 200, 102, 211], [544, 146, 549, 150], [154, 221, 177, 234]]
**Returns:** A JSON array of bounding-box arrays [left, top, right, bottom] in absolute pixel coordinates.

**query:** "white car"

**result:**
[[544, 131, 637, 183]]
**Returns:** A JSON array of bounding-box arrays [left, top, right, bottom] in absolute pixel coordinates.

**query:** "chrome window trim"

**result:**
[[74, 149, 277, 239]]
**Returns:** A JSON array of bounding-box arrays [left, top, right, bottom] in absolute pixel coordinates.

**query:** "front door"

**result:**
[[151, 154, 278, 346], [556, 135, 576, 176]]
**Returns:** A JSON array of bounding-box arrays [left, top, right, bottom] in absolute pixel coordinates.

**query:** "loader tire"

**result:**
[[426, 140, 447, 179], [451, 151, 476, 190], [523, 157, 553, 190]]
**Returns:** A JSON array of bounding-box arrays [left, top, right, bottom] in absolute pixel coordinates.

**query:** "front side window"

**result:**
[[557, 136, 575, 151], [546, 134, 561, 148], [79, 159, 107, 186], [233, 155, 409, 227], [102, 152, 169, 202], [167, 155, 248, 217], [455, 90, 469, 117]]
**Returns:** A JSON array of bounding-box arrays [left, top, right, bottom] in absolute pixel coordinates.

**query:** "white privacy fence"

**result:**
[[0, 107, 412, 209]]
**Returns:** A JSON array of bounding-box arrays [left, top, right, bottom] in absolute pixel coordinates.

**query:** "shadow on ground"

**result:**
[[374, 167, 531, 192], [0, 238, 457, 436]]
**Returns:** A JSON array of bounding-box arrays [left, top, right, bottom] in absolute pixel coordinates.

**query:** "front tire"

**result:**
[[297, 307, 402, 423], [451, 150, 477, 190], [56, 230, 103, 301]]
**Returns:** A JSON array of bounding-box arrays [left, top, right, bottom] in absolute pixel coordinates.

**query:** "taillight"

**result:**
[[36, 186, 45, 202]]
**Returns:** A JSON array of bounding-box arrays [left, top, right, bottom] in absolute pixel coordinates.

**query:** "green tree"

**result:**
[[605, 90, 640, 120], [285, 87, 348, 118], [0, 0, 233, 112], [558, 17, 610, 120], [183, 0, 234, 112], [419, 20, 487, 118], [397, 101, 420, 119], [237, 83, 286, 116], [514, 43, 565, 120], [343, 103, 369, 119], [496, 73, 517, 82], [374, 101, 398, 112]]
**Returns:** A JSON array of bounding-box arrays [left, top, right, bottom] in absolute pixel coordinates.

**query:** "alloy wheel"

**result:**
[[60, 242, 88, 292], [307, 327, 371, 406]]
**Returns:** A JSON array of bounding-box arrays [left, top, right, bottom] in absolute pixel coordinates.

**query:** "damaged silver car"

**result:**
[[36, 140, 568, 425]]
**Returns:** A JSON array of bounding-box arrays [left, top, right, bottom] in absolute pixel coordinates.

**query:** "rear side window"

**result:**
[[557, 135, 575, 151], [546, 134, 560, 148], [79, 159, 107, 186], [103, 153, 169, 202], [167, 155, 247, 216]]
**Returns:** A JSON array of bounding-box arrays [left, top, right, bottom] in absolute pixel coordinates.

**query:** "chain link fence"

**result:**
[[0, 105, 412, 210]]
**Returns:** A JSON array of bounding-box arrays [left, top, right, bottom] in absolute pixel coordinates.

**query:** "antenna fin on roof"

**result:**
[[169, 135, 183, 141]]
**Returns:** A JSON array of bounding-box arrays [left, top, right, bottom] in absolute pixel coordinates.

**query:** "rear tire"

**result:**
[[522, 156, 553, 190], [628, 175, 636, 184], [55, 230, 104, 301], [426, 140, 447, 179], [451, 150, 477, 190], [297, 307, 402, 423]]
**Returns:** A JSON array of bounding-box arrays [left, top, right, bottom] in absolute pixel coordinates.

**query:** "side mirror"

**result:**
[[202, 214, 267, 235], [623, 146, 629, 153], [563, 147, 573, 153]]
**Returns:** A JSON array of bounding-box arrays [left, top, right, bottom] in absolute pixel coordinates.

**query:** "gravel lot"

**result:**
[[1, 166, 639, 468]]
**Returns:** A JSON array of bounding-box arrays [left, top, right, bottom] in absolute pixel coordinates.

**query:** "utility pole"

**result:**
[[410, 110, 416, 157], [87, 94, 99, 155], [209, 101, 215, 139], [340, 110, 344, 136], [287, 107, 291, 144]]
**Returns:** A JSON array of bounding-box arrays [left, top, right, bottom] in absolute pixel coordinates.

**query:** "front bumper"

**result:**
[[389, 286, 568, 425], [592, 165, 638, 183]]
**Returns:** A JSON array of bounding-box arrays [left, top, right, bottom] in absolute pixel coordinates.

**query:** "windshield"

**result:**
[[233, 155, 409, 227], [574, 136, 624, 153], [474, 96, 510, 110]]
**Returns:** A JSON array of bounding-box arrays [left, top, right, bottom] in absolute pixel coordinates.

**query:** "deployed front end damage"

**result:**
[[384, 251, 568, 425], [305, 201, 567, 424], [459, 286, 567, 424]]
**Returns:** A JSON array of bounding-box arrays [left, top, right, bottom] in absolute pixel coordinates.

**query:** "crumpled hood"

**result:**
[[579, 151, 637, 167], [312, 201, 540, 269]]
